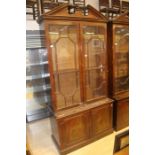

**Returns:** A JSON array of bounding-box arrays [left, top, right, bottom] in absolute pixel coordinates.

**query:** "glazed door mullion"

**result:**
[[81, 23, 108, 102], [48, 22, 82, 110]]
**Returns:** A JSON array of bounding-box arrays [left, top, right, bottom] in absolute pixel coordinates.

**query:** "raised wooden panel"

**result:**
[[116, 99, 129, 130], [91, 103, 113, 136], [59, 111, 90, 148]]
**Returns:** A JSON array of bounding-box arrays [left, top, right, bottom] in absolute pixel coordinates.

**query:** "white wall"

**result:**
[[26, 21, 39, 30], [85, 0, 99, 10]]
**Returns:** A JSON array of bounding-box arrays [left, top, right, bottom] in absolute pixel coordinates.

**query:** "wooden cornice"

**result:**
[[38, 4, 108, 23]]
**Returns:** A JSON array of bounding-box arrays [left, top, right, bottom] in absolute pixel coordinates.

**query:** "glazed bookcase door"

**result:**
[[48, 23, 82, 110], [82, 24, 108, 102], [113, 25, 129, 94]]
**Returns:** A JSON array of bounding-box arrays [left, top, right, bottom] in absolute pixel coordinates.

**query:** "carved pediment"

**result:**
[[113, 11, 129, 24], [39, 4, 108, 23]]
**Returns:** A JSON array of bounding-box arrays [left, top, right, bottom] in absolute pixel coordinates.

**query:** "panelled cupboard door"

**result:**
[[91, 103, 113, 137], [47, 23, 83, 110], [81, 23, 108, 102], [116, 99, 129, 129], [58, 111, 90, 148]]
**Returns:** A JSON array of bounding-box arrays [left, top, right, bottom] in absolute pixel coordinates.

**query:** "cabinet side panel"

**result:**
[[51, 116, 60, 145]]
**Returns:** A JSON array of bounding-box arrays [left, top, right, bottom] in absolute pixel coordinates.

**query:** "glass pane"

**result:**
[[83, 26, 107, 101], [113, 26, 129, 93], [54, 72, 81, 109], [49, 25, 81, 109]]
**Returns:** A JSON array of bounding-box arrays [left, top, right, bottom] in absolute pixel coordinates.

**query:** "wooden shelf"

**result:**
[[53, 69, 79, 74]]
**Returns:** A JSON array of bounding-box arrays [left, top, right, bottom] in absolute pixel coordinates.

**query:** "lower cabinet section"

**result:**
[[114, 98, 129, 131], [51, 101, 113, 155]]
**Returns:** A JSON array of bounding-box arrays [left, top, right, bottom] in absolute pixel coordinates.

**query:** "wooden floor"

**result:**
[[27, 117, 128, 155]]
